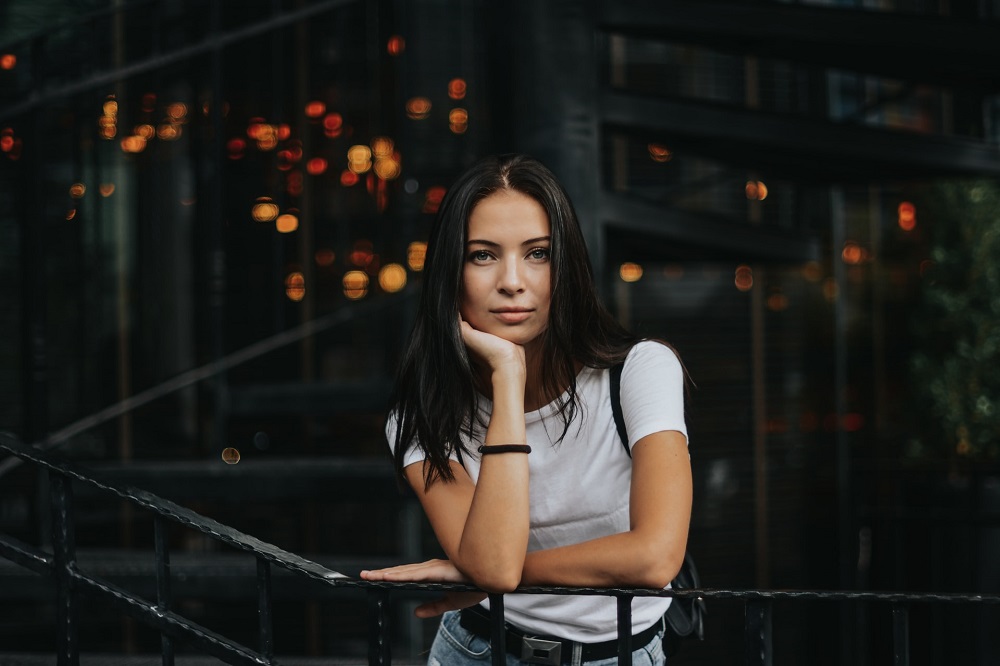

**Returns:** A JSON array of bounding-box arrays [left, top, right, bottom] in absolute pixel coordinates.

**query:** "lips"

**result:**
[[490, 307, 534, 324]]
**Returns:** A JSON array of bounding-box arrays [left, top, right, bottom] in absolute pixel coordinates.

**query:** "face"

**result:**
[[460, 189, 552, 350]]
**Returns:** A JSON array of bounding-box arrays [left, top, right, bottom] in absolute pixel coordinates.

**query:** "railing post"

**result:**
[[744, 598, 772, 666], [50, 473, 79, 666], [367, 588, 392, 666], [617, 594, 634, 666], [892, 603, 910, 666], [154, 516, 174, 666], [488, 593, 507, 666], [257, 558, 274, 661]]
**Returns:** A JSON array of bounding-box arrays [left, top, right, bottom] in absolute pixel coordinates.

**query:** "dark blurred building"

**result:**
[[1, 0, 999, 663]]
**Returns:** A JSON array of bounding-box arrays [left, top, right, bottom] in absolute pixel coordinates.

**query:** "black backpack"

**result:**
[[610, 361, 706, 655]]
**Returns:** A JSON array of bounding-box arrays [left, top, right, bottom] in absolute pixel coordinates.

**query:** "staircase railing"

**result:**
[[2, 433, 999, 666]]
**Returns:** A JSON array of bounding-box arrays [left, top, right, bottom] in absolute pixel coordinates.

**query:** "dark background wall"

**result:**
[[1, 1, 999, 663]]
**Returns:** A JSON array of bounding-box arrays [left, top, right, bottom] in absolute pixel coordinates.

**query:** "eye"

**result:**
[[528, 247, 550, 261], [468, 249, 493, 263]]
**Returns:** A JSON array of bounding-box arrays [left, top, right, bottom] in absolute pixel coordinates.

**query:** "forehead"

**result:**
[[467, 190, 550, 238]]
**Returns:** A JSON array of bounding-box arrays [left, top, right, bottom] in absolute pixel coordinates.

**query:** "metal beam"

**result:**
[[600, 192, 820, 264], [0, 0, 358, 123], [601, 92, 1000, 180], [600, 0, 1000, 91]]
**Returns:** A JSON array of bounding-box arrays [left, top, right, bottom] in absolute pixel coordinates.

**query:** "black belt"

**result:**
[[459, 605, 662, 665]]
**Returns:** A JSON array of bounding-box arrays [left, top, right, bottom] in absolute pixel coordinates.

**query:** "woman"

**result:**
[[361, 154, 692, 665]]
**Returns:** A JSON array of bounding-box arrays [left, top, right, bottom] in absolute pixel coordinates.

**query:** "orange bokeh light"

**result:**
[[378, 263, 407, 293], [166, 102, 188, 120], [842, 242, 863, 265], [619, 262, 643, 283], [157, 123, 181, 140], [407, 241, 427, 271], [449, 108, 468, 134], [349, 240, 374, 267], [766, 292, 789, 311], [735, 265, 753, 291], [306, 158, 328, 175], [423, 186, 446, 214], [898, 201, 916, 231], [0, 54, 16, 70], [323, 113, 343, 137], [252, 197, 279, 222], [348, 144, 372, 174], [277, 124, 291, 140], [374, 157, 401, 180], [387, 35, 406, 56], [340, 170, 359, 186], [448, 78, 467, 100], [371, 137, 393, 158], [343, 270, 369, 300], [276, 212, 299, 233], [745, 180, 768, 201], [227, 137, 246, 159], [247, 118, 266, 139], [648, 143, 672, 162], [285, 272, 306, 301], [305, 101, 326, 118], [406, 97, 432, 120]]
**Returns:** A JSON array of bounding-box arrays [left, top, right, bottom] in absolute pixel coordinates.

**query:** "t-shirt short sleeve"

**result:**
[[618, 341, 688, 448], [385, 411, 461, 468]]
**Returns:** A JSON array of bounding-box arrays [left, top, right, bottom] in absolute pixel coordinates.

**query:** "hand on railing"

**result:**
[[361, 558, 487, 617]]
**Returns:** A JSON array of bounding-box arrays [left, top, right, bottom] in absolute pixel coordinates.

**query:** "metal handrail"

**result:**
[[2, 433, 999, 666]]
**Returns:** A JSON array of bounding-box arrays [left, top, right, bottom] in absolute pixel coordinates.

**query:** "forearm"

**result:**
[[454, 364, 531, 591], [520, 529, 685, 590]]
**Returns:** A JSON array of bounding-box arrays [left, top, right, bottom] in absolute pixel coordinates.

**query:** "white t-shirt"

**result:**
[[391, 340, 688, 642]]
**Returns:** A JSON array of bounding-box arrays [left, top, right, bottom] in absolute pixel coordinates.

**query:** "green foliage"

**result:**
[[911, 180, 1000, 461]]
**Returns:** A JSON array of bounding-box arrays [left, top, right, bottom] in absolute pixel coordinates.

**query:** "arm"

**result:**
[[364, 342, 690, 598], [364, 429, 691, 602], [520, 429, 691, 589], [369, 319, 532, 593]]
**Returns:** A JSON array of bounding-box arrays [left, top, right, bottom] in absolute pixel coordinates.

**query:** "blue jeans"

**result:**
[[427, 610, 666, 666]]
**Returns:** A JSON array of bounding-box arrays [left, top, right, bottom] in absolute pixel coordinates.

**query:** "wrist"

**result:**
[[490, 358, 526, 386]]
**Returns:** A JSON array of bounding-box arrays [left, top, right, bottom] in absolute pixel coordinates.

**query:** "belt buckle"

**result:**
[[520, 637, 562, 665]]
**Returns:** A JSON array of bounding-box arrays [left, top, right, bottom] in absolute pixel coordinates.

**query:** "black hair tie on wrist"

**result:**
[[478, 444, 531, 455]]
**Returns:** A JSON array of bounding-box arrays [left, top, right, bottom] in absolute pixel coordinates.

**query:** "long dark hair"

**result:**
[[389, 154, 636, 487]]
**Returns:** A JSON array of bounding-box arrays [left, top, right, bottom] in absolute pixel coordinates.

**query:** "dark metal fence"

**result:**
[[2, 433, 999, 666]]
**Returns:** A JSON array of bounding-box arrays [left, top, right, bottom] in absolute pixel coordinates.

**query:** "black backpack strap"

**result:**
[[610, 361, 631, 458], [613, 348, 705, 651]]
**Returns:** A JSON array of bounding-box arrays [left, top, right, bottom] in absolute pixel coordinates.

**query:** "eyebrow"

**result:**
[[466, 236, 551, 247]]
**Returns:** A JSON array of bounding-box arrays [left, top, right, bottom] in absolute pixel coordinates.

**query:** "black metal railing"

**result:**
[[2, 433, 999, 666]]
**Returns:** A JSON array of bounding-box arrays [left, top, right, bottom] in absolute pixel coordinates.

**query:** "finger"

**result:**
[[362, 564, 443, 582]]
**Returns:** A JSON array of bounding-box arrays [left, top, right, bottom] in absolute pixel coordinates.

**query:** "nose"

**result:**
[[497, 257, 525, 294]]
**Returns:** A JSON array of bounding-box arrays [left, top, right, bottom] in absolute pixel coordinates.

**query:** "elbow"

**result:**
[[632, 543, 686, 590], [469, 566, 522, 594]]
